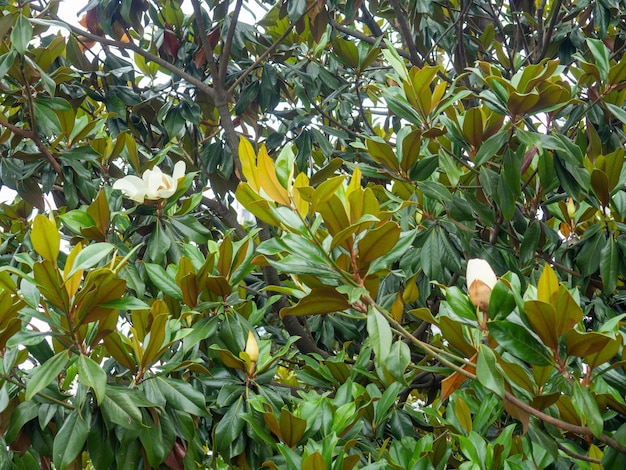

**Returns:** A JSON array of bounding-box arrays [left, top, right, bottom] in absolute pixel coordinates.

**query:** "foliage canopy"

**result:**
[[1, 0, 626, 468]]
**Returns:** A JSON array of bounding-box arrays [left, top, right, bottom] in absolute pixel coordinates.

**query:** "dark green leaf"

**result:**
[[144, 263, 183, 300], [25, 351, 70, 401], [488, 321, 553, 366], [53, 410, 88, 470]]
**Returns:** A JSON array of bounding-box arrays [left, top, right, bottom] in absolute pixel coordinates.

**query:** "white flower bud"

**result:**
[[466, 258, 497, 312]]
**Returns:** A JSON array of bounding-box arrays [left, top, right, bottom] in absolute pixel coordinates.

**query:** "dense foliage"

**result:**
[[1, 0, 626, 468]]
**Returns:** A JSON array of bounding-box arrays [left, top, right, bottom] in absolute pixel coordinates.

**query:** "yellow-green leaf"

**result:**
[[358, 221, 401, 264], [32, 214, 60, 264], [239, 137, 260, 191], [537, 264, 559, 305], [258, 145, 291, 206]]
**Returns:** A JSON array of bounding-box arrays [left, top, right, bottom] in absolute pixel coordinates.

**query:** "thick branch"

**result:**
[[536, 0, 564, 63], [219, 0, 243, 85], [191, 0, 220, 80], [201, 195, 247, 239], [504, 390, 626, 454], [189, 0, 241, 176], [387, 0, 423, 67]]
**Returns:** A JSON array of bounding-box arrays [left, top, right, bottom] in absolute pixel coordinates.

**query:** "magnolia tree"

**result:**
[[0, 0, 626, 468]]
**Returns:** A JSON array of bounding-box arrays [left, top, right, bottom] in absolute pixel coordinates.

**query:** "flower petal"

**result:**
[[466, 258, 497, 290], [172, 161, 186, 181], [112, 176, 148, 203]]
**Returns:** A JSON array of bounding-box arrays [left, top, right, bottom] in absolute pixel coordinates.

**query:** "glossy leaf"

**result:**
[[25, 351, 70, 401], [31, 215, 60, 264], [489, 320, 553, 366], [77, 354, 107, 406], [52, 410, 88, 470]]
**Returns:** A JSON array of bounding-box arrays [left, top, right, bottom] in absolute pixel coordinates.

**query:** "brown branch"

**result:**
[[218, 0, 243, 85], [556, 441, 602, 464], [387, 0, 423, 67], [191, 0, 219, 80], [504, 390, 626, 454], [201, 195, 247, 239], [364, 294, 626, 454], [227, 1, 318, 96], [18, 61, 63, 177], [48, 14, 216, 100], [330, 19, 411, 61], [0, 117, 32, 139], [536, 0, 564, 63]]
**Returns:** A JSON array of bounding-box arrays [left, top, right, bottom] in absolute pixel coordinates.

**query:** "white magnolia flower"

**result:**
[[466, 258, 497, 312], [113, 161, 186, 203]]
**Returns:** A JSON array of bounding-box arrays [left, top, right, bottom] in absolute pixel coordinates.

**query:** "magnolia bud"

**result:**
[[466, 258, 497, 312], [245, 331, 259, 362]]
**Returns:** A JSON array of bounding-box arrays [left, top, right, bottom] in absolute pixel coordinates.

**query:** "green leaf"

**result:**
[[215, 395, 246, 454], [31, 215, 60, 264], [476, 346, 504, 397], [0, 51, 16, 78], [10, 15, 32, 55], [144, 263, 183, 300], [605, 103, 626, 125], [98, 297, 150, 310], [519, 219, 541, 266], [488, 320, 553, 366], [586, 38, 610, 79], [147, 223, 170, 265], [420, 180, 452, 202], [53, 410, 88, 470], [384, 341, 411, 385], [572, 382, 603, 438], [474, 130, 508, 166], [77, 355, 107, 406], [101, 386, 143, 429], [155, 377, 208, 416], [487, 280, 517, 320], [444, 286, 479, 323], [66, 243, 115, 278], [367, 307, 392, 365], [600, 236, 619, 295], [287, 0, 307, 21], [382, 39, 408, 81], [5, 401, 38, 443], [26, 351, 70, 401]]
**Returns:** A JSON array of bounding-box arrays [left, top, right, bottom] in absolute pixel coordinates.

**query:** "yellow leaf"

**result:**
[[63, 243, 83, 299], [537, 264, 559, 305], [239, 137, 260, 191], [390, 293, 404, 322], [257, 145, 291, 206], [32, 214, 60, 264], [292, 172, 310, 217]]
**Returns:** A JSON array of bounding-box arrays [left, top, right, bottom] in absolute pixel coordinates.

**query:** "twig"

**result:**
[[227, 1, 318, 96]]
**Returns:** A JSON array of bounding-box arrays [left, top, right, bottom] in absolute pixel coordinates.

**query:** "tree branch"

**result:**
[[49, 14, 216, 100], [387, 0, 423, 67], [201, 195, 247, 239], [218, 0, 243, 85]]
